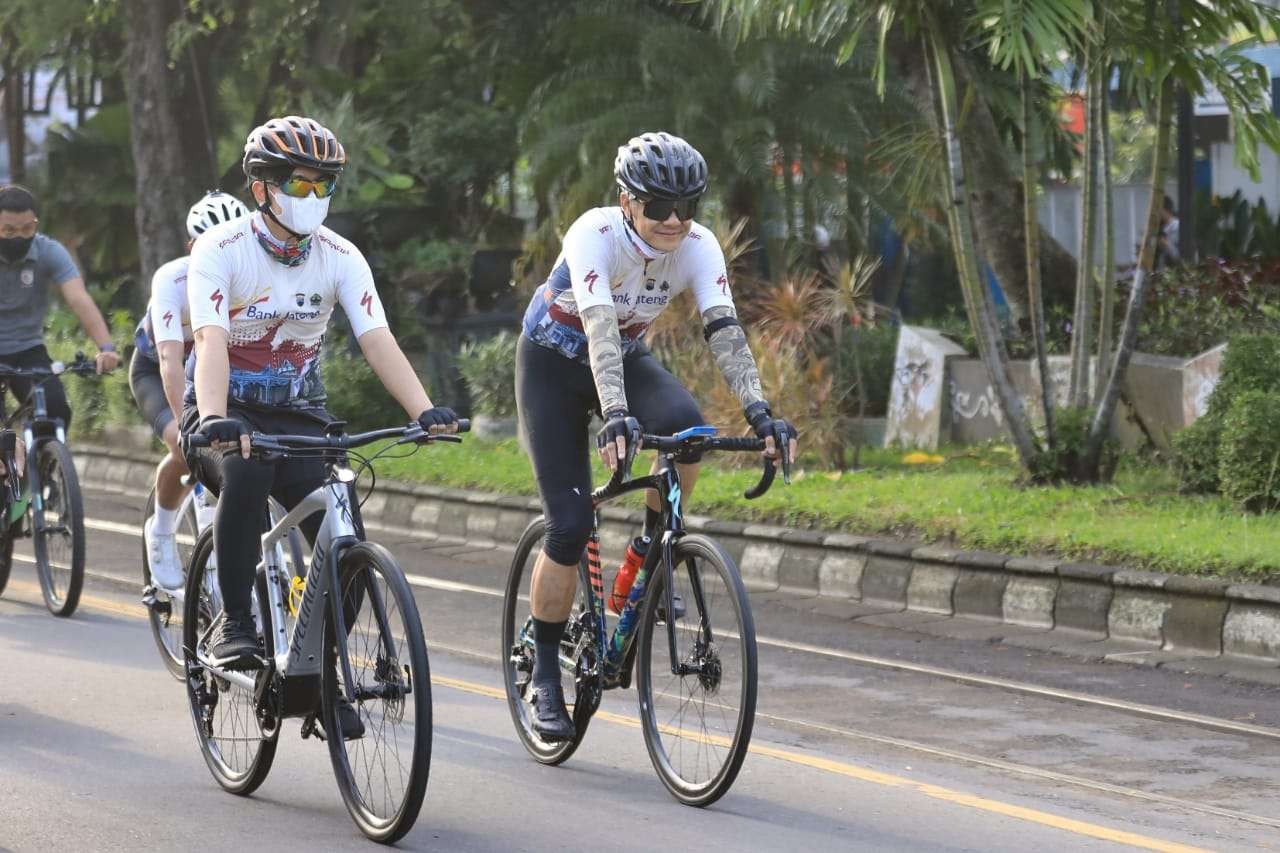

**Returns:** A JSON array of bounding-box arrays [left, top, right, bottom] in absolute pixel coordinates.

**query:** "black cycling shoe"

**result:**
[[530, 681, 575, 743], [208, 612, 262, 670], [328, 698, 366, 741]]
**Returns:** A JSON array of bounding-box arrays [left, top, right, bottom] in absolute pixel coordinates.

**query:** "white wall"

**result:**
[[1210, 141, 1280, 210], [1038, 182, 1176, 268]]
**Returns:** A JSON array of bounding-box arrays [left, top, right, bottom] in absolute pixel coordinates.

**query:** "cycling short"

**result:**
[[515, 334, 704, 566], [129, 350, 173, 439]]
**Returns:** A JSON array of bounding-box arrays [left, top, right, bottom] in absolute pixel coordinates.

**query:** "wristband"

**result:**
[[99, 342, 117, 353]]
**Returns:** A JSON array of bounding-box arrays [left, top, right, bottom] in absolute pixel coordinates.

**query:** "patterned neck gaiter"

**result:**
[[252, 214, 312, 267]]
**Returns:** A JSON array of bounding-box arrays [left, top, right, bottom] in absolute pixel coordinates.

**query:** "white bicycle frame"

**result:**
[[194, 472, 359, 693]]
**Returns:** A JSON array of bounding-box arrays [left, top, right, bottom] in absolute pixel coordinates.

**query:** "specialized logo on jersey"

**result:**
[[163, 310, 174, 328], [360, 291, 373, 316], [584, 270, 600, 293], [717, 274, 728, 295], [210, 290, 224, 314], [598, 225, 611, 234]]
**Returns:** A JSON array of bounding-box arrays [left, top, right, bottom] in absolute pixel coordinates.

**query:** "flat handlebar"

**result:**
[[181, 419, 471, 457]]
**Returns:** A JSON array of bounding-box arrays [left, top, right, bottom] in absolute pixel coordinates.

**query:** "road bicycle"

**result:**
[[0, 355, 99, 616], [502, 425, 787, 807], [142, 479, 305, 680], [181, 419, 467, 842]]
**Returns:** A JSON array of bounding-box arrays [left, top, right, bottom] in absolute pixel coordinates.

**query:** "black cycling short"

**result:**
[[515, 334, 704, 566], [181, 402, 336, 620], [0, 345, 72, 431], [129, 350, 174, 439]]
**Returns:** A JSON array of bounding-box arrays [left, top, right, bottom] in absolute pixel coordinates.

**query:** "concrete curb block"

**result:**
[[73, 445, 1280, 669]]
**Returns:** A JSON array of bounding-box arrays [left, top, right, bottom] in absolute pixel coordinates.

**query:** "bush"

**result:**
[[1174, 332, 1280, 494], [46, 304, 139, 437], [1219, 390, 1280, 511], [320, 345, 405, 432], [1134, 260, 1280, 357], [1172, 416, 1221, 494], [456, 332, 517, 418]]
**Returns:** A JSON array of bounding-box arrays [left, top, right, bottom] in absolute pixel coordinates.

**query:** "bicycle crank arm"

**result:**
[[191, 654, 259, 692]]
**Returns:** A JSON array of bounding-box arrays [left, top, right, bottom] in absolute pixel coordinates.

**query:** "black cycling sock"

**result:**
[[531, 617, 567, 686], [642, 505, 662, 543]]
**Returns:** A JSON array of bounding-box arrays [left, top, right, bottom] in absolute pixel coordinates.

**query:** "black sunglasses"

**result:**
[[631, 194, 700, 223]]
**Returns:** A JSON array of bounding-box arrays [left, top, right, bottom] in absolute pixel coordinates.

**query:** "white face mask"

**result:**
[[271, 188, 330, 235]]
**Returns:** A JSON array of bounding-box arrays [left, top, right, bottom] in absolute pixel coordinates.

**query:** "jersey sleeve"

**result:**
[[187, 233, 231, 334], [149, 263, 188, 345], [335, 249, 389, 337], [41, 239, 81, 286], [684, 225, 736, 315], [562, 210, 618, 314]]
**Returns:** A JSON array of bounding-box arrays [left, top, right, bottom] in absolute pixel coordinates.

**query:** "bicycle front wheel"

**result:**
[[32, 440, 85, 617], [323, 542, 432, 844], [182, 527, 277, 795], [637, 534, 757, 807]]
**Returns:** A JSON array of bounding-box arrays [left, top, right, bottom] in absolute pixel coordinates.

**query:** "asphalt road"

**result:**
[[2, 487, 1280, 851]]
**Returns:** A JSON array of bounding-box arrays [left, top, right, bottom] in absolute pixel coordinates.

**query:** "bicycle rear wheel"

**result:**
[[0, 529, 13, 597], [637, 534, 757, 807], [32, 440, 85, 617], [501, 517, 597, 766], [182, 527, 277, 795], [323, 542, 432, 844], [142, 488, 199, 679]]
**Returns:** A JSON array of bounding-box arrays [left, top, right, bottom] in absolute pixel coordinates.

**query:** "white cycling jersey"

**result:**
[[187, 213, 388, 406], [521, 206, 735, 362], [133, 256, 194, 362]]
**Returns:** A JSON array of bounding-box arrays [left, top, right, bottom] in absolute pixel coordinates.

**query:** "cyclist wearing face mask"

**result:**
[[0, 184, 120, 431], [182, 117, 459, 706], [134, 191, 250, 592], [516, 131, 799, 742]]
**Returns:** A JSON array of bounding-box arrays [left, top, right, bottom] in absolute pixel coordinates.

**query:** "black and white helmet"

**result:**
[[187, 191, 250, 240], [614, 132, 708, 200]]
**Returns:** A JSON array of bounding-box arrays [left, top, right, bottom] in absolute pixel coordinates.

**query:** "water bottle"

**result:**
[[193, 481, 217, 533]]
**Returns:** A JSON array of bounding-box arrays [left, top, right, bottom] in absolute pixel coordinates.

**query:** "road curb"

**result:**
[[74, 444, 1280, 675]]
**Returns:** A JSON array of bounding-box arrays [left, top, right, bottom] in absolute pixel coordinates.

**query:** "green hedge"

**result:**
[[456, 331, 517, 418], [1219, 390, 1280, 511]]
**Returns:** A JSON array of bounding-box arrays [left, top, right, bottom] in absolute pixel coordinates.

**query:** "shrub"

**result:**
[[320, 345, 404, 432], [1134, 260, 1280, 357], [1172, 416, 1221, 494], [457, 331, 517, 418], [46, 305, 139, 437], [1219, 390, 1280, 512]]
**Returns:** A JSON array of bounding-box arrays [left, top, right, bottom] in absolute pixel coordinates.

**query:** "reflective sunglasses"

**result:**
[[631, 194, 700, 223], [0, 220, 38, 239], [274, 174, 339, 199]]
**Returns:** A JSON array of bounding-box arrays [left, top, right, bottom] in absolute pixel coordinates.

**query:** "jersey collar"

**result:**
[[621, 216, 669, 262], [252, 213, 312, 268]]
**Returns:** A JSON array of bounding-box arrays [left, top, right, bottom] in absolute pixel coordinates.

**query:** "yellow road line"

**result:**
[[26, 587, 1211, 853]]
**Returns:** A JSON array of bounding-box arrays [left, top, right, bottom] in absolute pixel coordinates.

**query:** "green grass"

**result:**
[[362, 439, 1280, 581]]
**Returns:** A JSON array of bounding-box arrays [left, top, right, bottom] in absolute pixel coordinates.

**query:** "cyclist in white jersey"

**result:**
[[183, 117, 459, 701], [134, 191, 249, 590], [516, 132, 798, 741]]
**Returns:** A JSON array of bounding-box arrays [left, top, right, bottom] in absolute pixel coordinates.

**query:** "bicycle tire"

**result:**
[[0, 528, 12, 597], [142, 488, 200, 679], [32, 440, 85, 617], [182, 527, 277, 796], [322, 541, 432, 844], [501, 517, 597, 766], [636, 534, 757, 807]]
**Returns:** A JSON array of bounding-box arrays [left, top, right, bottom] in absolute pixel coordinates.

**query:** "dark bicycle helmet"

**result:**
[[242, 116, 346, 181], [614, 132, 708, 200]]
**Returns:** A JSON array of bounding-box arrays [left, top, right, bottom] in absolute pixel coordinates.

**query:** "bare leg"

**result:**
[[530, 551, 579, 621], [155, 421, 191, 511]]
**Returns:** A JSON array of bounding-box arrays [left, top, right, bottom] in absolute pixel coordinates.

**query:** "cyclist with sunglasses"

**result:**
[[517, 131, 798, 742], [182, 117, 459, 700], [135, 191, 250, 592]]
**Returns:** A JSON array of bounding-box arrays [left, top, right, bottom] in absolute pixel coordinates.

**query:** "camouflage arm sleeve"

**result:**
[[703, 305, 765, 409], [581, 304, 629, 415]]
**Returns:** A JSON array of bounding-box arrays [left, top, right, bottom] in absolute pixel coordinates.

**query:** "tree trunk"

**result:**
[[1070, 60, 1099, 407], [122, 0, 203, 291], [2, 46, 24, 185], [1022, 73, 1056, 450], [1080, 74, 1175, 479], [780, 140, 797, 242], [929, 35, 1040, 470], [1094, 72, 1116, 402]]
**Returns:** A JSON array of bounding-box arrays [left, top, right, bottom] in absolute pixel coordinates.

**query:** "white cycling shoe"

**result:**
[[145, 515, 185, 593]]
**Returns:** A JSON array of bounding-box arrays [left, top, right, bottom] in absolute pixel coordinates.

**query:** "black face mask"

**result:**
[[0, 236, 33, 263]]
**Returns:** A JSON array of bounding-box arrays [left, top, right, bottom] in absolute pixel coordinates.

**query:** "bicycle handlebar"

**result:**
[[0, 352, 98, 380], [595, 430, 788, 503], [182, 419, 471, 457]]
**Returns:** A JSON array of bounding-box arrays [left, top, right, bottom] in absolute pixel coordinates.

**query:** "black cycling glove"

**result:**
[[417, 406, 459, 433], [597, 408, 643, 472], [197, 415, 246, 444], [745, 401, 798, 458]]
